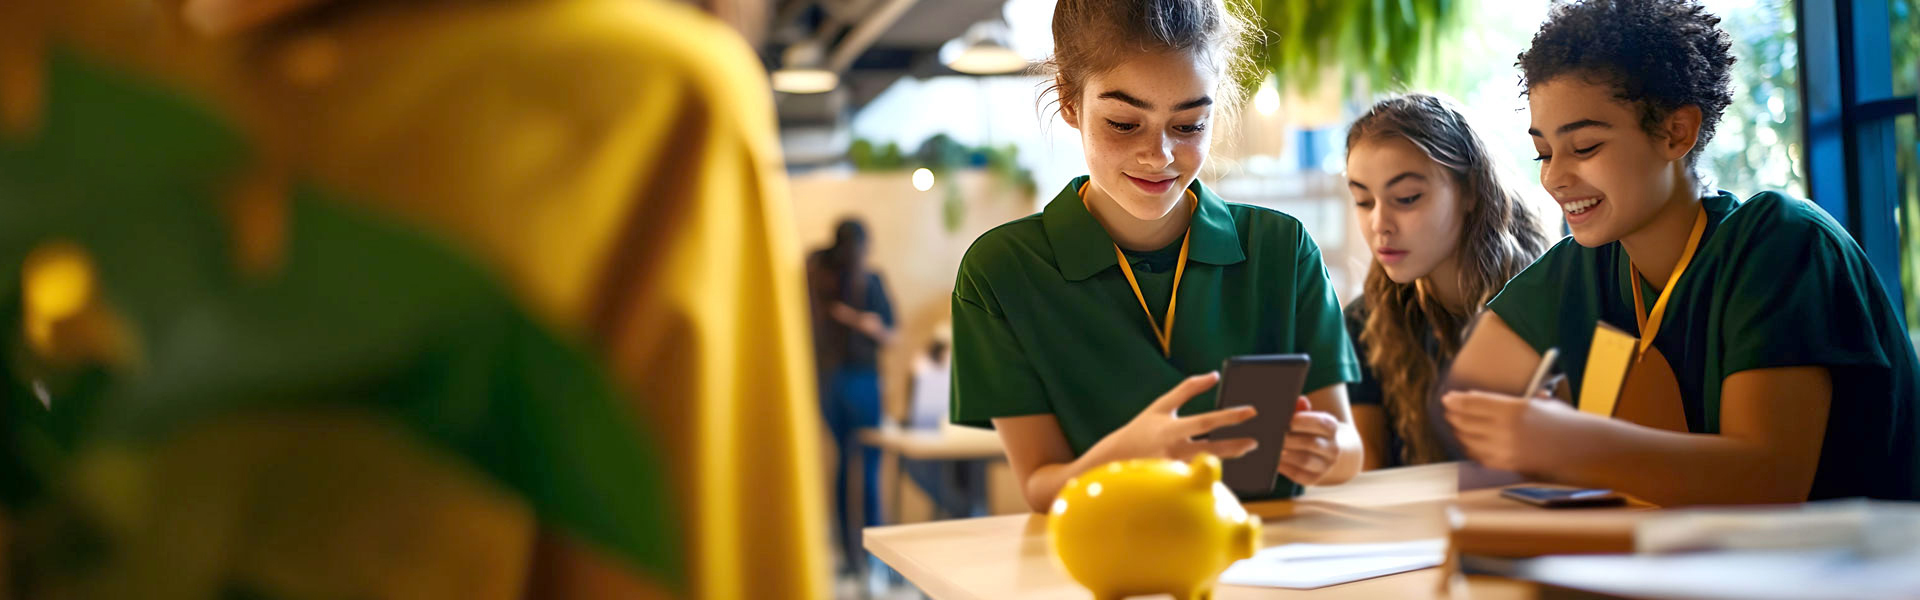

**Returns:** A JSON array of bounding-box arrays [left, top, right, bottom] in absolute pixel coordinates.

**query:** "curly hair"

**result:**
[[1516, 0, 1735, 167]]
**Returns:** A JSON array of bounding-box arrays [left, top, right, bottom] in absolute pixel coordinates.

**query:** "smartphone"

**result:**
[[1499, 486, 1626, 508], [1209, 354, 1310, 497]]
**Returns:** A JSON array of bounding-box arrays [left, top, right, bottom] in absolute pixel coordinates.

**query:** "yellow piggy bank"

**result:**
[[1047, 454, 1261, 600]]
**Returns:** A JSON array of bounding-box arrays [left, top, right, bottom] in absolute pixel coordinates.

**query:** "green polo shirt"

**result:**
[[950, 175, 1359, 498], [1487, 190, 1920, 500]]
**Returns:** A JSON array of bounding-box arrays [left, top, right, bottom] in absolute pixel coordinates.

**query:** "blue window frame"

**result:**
[[1798, 0, 1919, 316]]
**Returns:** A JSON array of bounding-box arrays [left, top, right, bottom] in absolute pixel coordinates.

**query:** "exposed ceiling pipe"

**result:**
[[820, 0, 884, 24], [825, 0, 919, 73]]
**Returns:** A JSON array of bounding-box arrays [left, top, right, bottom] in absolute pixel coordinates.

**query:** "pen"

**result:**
[[1521, 348, 1559, 400]]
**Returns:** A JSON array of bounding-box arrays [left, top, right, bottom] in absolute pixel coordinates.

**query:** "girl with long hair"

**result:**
[[1341, 93, 1551, 468]]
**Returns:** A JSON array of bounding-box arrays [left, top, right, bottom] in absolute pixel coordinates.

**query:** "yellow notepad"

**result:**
[[1578, 322, 1638, 417]]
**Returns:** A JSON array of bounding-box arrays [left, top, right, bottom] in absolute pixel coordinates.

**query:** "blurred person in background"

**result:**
[[906, 324, 955, 432], [0, 0, 830, 598], [806, 217, 894, 577], [902, 324, 990, 519]]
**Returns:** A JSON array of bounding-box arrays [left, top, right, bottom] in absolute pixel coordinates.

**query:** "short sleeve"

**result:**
[[1719, 216, 1893, 375], [949, 282, 1051, 429], [1292, 232, 1361, 393], [1487, 239, 1579, 356]]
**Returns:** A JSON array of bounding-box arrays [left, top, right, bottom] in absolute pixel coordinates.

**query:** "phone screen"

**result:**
[[1210, 354, 1310, 497], [1500, 486, 1624, 507]]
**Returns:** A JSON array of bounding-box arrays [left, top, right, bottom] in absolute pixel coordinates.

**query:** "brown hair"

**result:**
[[1345, 94, 1550, 465], [1039, 0, 1257, 132]]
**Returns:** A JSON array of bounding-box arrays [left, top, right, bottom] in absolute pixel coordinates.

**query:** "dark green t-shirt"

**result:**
[[949, 175, 1360, 498], [1487, 190, 1919, 500]]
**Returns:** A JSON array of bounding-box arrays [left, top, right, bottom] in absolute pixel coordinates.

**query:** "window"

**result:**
[[1705, 0, 1807, 198], [1799, 0, 1917, 340], [1893, 0, 1919, 345]]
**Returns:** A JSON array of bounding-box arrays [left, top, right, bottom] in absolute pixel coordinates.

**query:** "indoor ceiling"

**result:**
[[759, 0, 1013, 165]]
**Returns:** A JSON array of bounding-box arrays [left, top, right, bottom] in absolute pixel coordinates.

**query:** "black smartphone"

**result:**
[[1209, 354, 1310, 497], [1499, 486, 1626, 508]]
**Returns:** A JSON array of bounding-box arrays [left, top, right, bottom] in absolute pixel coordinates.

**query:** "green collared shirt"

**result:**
[[950, 175, 1359, 498]]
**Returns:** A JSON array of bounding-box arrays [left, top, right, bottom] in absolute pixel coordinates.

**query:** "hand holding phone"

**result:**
[[1087, 373, 1263, 473], [1210, 354, 1310, 497]]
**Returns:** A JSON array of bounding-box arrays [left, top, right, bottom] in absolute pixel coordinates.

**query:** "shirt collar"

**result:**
[[1042, 175, 1247, 281]]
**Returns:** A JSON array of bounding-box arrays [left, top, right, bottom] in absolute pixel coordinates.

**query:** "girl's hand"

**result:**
[[829, 302, 862, 325], [829, 302, 888, 338], [1087, 372, 1261, 464], [1278, 397, 1344, 484], [1442, 389, 1592, 472]]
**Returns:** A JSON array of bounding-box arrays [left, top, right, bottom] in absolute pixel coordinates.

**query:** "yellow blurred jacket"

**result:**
[[123, 1, 832, 598], [230, 2, 831, 598]]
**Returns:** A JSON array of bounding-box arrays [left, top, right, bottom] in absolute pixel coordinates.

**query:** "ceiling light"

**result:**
[[940, 21, 1029, 75], [772, 68, 838, 94], [774, 42, 838, 94]]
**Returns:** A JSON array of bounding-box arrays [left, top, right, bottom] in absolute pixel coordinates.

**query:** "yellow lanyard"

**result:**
[[1080, 182, 1196, 357], [1629, 208, 1708, 357]]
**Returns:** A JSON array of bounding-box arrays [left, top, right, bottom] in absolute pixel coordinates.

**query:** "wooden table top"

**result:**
[[864, 462, 1651, 599], [857, 426, 1006, 461]]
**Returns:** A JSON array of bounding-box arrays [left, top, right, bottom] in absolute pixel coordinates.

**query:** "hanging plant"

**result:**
[[846, 135, 1038, 233], [848, 138, 908, 170], [942, 177, 966, 233], [1244, 0, 1468, 95]]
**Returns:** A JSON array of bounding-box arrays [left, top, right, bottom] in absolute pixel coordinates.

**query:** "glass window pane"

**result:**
[[1898, 113, 1918, 348], [1895, 0, 1918, 97], [1700, 0, 1805, 198], [1898, 0, 1918, 347]]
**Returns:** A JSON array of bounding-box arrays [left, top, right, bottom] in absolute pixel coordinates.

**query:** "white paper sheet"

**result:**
[[1517, 547, 1920, 600], [1218, 538, 1446, 589]]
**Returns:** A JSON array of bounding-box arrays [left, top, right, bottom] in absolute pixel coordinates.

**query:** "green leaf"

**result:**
[[1246, 0, 1466, 92], [2, 48, 684, 590]]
